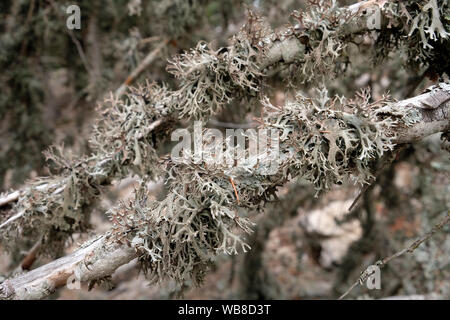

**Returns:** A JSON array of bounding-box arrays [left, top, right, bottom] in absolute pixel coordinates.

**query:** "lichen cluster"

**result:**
[[102, 86, 424, 287], [289, 0, 351, 83], [0, 83, 173, 256], [378, 0, 450, 74], [268, 0, 450, 84], [1, 151, 101, 256], [90, 82, 173, 178], [167, 38, 262, 119], [107, 181, 253, 286], [0, 0, 447, 292]]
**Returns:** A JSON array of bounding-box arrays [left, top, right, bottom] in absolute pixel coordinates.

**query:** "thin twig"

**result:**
[[48, 0, 91, 74], [208, 120, 258, 129], [19, 241, 41, 271], [0, 210, 25, 229], [0, 191, 20, 207], [348, 149, 403, 211], [115, 39, 169, 96], [338, 211, 450, 300]]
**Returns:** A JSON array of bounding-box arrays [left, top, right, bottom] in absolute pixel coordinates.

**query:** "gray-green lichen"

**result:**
[[262, 87, 422, 194], [0, 1, 447, 287], [167, 37, 263, 119], [107, 181, 254, 287], [0, 83, 172, 256]]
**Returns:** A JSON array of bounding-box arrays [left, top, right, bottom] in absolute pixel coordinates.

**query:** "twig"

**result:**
[[115, 39, 169, 96], [139, 36, 161, 45], [348, 150, 400, 211], [338, 211, 450, 300], [0, 191, 20, 207], [48, 0, 91, 74], [208, 120, 258, 129], [20, 241, 41, 271], [0, 210, 25, 229], [19, 0, 35, 57], [229, 177, 240, 204]]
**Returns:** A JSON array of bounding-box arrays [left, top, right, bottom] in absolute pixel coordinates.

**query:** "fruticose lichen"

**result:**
[[262, 87, 422, 194], [102, 86, 425, 288]]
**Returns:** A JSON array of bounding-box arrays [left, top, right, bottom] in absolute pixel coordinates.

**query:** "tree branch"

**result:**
[[0, 236, 136, 300], [338, 211, 450, 300], [1, 83, 448, 300], [0, 0, 427, 237], [394, 83, 450, 143]]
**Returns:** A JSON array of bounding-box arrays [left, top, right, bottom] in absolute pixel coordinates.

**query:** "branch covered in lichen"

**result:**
[[1, 0, 448, 263]]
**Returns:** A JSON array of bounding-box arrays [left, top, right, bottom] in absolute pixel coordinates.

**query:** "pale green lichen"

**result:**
[[262, 87, 419, 194], [408, 0, 450, 50], [108, 181, 254, 287], [167, 38, 262, 119]]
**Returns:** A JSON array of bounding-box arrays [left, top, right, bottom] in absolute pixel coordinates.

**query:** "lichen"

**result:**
[[262, 87, 419, 194], [107, 181, 254, 286], [167, 36, 263, 119]]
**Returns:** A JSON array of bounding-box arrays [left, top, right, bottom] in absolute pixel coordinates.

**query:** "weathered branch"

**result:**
[[0, 236, 136, 300], [0, 0, 432, 239], [1, 83, 448, 300], [394, 83, 450, 143], [115, 39, 169, 96]]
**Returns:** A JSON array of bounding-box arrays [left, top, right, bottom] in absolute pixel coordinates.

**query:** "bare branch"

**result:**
[[0, 236, 136, 300], [338, 212, 450, 300], [394, 83, 450, 143], [0, 191, 20, 207], [115, 39, 169, 97]]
